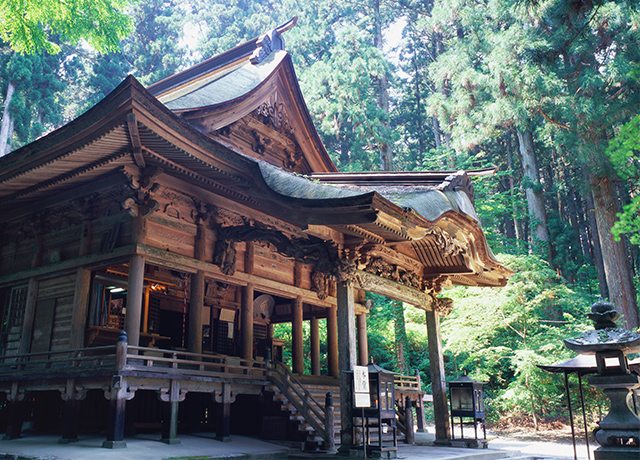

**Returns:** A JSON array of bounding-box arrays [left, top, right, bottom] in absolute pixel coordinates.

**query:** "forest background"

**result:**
[[2, 0, 640, 430]]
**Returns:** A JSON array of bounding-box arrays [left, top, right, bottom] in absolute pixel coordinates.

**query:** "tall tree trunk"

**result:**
[[411, 39, 426, 156], [373, 0, 393, 171], [590, 172, 639, 330], [505, 130, 520, 241], [582, 169, 609, 300], [516, 129, 550, 259], [0, 81, 16, 156]]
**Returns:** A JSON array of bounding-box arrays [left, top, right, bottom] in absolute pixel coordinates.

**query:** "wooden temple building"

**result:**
[[0, 19, 511, 451]]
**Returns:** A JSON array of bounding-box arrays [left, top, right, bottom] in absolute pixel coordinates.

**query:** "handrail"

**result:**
[[0, 346, 117, 373], [124, 346, 267, 377], [268, 361, 328, 442], [394, 374, 421, 390]]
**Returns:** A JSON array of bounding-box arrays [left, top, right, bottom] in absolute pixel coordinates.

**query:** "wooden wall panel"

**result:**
[[50, 295, 74, 351], [37, 274, 76, 351], [252, 244, 294, 285], [38, 274, 76, 299], [146, 220, 195, 258], [0, 240, 34, 275]]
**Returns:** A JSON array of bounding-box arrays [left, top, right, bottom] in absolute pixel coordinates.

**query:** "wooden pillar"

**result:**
[[59, 378, 81, 444], [188, 221, 207, 354], [292, 296, 304, 374], [426, 308, 451, 444], [3, 382, 24, 440], [356, 313, 368, 366], [18, 278, 38, 355], [69, 268, 91, 349], [188, 271, 205, 353], [103, 333, 131, 448], [326, 306, 339, 377], [125, 254, 145, 347], [160, 380, 183, 444], [310, 317, 320, 376], [337, 281, 357, 450], [214, 383, 235, 442], [241, 284, 254, 360]]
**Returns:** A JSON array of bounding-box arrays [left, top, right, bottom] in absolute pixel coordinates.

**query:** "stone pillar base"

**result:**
[[102, 440, 127, 449], [160, 437, 181, 445], [595, 447, 640, 460]]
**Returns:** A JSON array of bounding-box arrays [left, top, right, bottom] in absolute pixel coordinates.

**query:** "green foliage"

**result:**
[[607, 114, 640, 245], [0, 0, 132, 54], [440, 253, 595, 421]]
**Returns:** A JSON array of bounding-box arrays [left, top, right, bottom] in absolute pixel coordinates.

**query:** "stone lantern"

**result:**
[[564, 300, 640, 460]]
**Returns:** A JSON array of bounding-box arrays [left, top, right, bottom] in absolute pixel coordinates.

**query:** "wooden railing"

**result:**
[[394, 372, 422, 392], [268, 361, 331, 445], [0, 345, 117, 376], [0, 335, 267, 382], [123, 346, 268, 379]]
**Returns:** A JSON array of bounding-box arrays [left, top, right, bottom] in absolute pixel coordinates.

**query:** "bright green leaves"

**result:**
[[0, 0, 133, 54]]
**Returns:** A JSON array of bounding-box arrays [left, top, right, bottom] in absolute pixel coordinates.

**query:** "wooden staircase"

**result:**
[[266, 363, 340, 451]]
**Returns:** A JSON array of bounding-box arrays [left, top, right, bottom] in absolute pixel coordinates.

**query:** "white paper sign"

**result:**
[[353, 365, 370, 408]]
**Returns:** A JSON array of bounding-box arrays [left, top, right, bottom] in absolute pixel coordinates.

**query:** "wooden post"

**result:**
[[324, 392, 336, 452], [188, 271, 205, 354], [241, 284, 254, 360], [426, 309, 451, 445], [142, 285, 150, 334], [18, 278, 38, 355], [404, 396, 415, 444], [160, 380, 183, 444], [214, 383, 235, 442], [59, 378, 81, 444], [356, 313, 368, 366], [310, 316, 320, 376], [292, 296, 304, 374], [3, 382, 24, 440], [189, 221, 207, 353], [125, 254, 145, 347], [326, 306, 339, 377], [69, 268, 91, 349], [103, 332, 130, 449], [337, 281, 357, 450], [415, 369, 426, 432]]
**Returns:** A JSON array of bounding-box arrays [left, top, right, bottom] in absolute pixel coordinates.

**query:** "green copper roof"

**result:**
[[258, 161, 480, 224], [163, 51, 286, 111]]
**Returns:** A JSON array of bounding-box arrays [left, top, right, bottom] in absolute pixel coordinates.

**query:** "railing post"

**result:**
[[324, 392, 336, 452], [404, 396, 415, 445], [116, 331, 127, 371]]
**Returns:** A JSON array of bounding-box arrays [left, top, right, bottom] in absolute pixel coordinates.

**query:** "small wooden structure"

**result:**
[[351, 363, 398, 455], [0, 19, 511, 451], [448, 374, 487, 447]]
